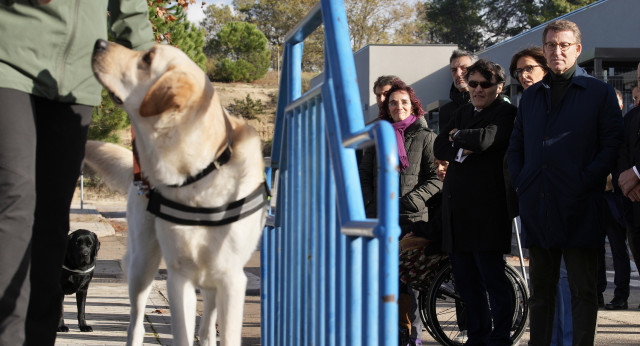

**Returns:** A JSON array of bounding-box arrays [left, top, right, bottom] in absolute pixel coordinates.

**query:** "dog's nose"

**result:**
[[94, 39, 108, 53]]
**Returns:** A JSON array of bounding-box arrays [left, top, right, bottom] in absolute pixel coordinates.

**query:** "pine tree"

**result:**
[[148, 0, 207, 71]]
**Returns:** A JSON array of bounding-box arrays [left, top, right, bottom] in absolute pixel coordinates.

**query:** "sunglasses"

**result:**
[[468, 80, 496, 89]]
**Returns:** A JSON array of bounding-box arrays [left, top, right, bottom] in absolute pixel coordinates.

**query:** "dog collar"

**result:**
[[62, 265, 95, 274], [147, 181, 269, 226], [167, 144, 232, 188]]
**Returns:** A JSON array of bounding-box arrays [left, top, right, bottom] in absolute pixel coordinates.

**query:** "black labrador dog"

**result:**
[[58, 229, 100, 332]]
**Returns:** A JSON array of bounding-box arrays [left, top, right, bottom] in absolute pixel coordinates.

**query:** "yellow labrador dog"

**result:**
[[87, 39, 267, 346]]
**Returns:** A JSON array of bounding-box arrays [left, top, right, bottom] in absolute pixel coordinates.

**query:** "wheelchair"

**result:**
[[416, 260, 529, 345]]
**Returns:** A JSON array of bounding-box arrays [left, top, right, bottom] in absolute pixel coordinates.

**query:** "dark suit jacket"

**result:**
[[616, 106, 640, 227], [438, 84, 470, 134], [434, 98, 516, 253], [508, 67, 623, 249]]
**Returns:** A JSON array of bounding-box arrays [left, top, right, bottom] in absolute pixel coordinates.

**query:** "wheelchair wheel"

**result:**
[[419, 262, 529, 346]]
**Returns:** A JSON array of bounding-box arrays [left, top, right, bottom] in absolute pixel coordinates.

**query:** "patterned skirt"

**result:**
[[399, 236, 447, 292]]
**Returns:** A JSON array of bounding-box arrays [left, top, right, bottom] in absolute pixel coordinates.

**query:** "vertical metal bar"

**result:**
[[298, 103, 308, 346], [315, 98, 326, 346], [293, 107, 303, 346], [374, 121, 400, 345], [325, 145, 338, 345], [306, 97, 317, 345], [337, 215, 346, 346], [260, 226, 269, 343], [347, 236, 363, 346], [364, 237, 379, 345]]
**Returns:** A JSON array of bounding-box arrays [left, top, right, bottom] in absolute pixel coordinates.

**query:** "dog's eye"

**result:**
[[142, 50, 154, 65]]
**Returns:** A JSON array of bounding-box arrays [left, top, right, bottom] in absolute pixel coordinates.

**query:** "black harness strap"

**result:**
[[147, 181, 270, 226], [167, 145, 232, 188]]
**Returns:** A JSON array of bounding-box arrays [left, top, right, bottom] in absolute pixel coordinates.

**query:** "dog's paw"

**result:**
[[57, 325, 69, 333], [79, 325, 93, 332]]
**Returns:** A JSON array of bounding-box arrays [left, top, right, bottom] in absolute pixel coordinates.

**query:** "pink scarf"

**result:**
[[391, 115, 417, 172]]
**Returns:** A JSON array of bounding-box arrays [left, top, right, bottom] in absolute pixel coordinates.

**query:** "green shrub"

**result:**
[[228, 94, 264, 120], [209, 22, 270, 82]]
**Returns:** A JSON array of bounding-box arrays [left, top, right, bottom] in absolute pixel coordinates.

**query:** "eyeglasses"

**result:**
[[389, 99, 411, 107], [515, 65, 542, 78], [468, 80, 496, 89], [543, 42, 578, 52]]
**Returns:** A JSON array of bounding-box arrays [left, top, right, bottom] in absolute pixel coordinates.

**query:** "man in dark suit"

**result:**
[[508, 20, 623, 345], [434, 59, 516, 345], [438, 50, 475, 134], [615, 62, 640, 309]]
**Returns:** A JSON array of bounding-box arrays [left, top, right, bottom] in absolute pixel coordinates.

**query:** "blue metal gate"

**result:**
[[260, 1, 400, 345]]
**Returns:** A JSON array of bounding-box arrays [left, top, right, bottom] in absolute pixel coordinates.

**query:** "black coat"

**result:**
[[359, 117, 442, 227], [405, 191, 444, 256], [616, 106, 640, 227], [434, 98, 516, 253], [438, 84, 470, 134]]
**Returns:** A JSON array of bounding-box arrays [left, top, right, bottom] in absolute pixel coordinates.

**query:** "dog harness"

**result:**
[[144, 110, 270, 226], [62, 265, 95, 274], [147, 181, 269, 226]]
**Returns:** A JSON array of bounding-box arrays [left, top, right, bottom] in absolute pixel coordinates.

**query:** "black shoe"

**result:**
[[605, 297, 628, 310], [598, 294, 605, 308]]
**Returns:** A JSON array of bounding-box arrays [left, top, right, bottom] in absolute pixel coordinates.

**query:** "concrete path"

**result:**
[[56, 201, 640, 345]]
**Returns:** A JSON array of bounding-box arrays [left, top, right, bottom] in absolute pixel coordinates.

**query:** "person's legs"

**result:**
[[550, 258, 572, 346], [563, 247, 599, 346], [626, 224, 640, 277], [475, 251, 513, 346], [449, 252, 491, 345], [25, 98, 91, 345], [0, 88, 37, 346], [527, 246, 562, 346], [408, 287, 423, 345], [596, 234, 606, 306], [604, 207, 630, 303]]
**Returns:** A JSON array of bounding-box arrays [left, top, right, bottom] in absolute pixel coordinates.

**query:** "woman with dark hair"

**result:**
[[359, 79, 441, 345], [509, 47, 549, 90]]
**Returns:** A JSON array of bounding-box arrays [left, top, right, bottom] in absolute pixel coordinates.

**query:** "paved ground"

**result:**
[[56, 199, 640, 345]]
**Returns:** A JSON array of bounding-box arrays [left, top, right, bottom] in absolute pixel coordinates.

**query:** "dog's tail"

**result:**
[[84, 140, 133, 194]]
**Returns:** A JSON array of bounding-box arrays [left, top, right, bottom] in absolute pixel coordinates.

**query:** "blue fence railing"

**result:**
[[260, 1, 400, 345]]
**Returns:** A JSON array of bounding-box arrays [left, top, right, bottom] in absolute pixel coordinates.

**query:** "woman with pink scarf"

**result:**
[[359, 79, 441, 346]]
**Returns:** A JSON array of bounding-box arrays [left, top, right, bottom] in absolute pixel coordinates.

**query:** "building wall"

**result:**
[[357, 44, 457, 124]]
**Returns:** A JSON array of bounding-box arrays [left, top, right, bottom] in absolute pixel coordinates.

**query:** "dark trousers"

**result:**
[[0, 88, 91, 345], [528, 247, 598, 346], [627, 224, 640, 275], [449, 251, 513, 346], [597, 199, 630, 301]]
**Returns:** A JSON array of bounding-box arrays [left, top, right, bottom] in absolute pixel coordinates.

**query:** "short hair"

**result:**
[[378, 79, 425, 121], [509, 47, 550, 80], [465, 59, 506, 85], [450, 49, 477, 64], [372, 75, 398, 94], [542, 19, 582, 44]]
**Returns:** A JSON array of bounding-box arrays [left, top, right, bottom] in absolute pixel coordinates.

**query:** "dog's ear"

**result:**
[[139, 68, 194, 117], [91, 232, 100, 259]]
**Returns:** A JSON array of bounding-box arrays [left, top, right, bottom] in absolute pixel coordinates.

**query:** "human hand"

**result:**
[[402, 232, 414, 240], [448, 128, 458, 142], [618, 168, 639, 196], [462, 149, 474, 156], [628, 184, 640, 202]]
